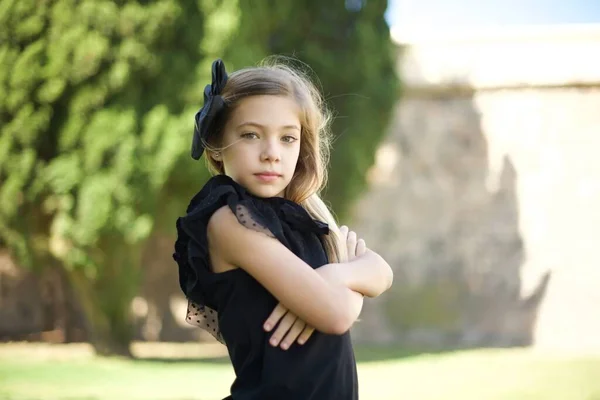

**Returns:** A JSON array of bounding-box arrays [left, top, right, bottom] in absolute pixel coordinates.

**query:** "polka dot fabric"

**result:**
[[186, 301, 223, 343], [234, 204, 275, 238]]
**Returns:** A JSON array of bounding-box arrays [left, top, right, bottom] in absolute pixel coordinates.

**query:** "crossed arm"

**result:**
[[207, 206, 394, 349]]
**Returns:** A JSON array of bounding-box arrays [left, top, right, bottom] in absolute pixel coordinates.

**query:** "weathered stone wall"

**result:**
[[351, 25, 600, 352]]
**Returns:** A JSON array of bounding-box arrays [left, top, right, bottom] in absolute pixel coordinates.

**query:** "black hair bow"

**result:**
[[191, 59, 229, 160]]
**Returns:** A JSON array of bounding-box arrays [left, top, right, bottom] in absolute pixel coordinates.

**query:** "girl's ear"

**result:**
[[210, 151, 221, 162]]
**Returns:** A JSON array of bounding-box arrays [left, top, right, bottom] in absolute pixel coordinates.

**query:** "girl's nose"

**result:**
[[261, 139, 281, 162]]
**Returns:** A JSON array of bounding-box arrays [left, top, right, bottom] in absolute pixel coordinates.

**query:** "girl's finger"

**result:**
[[356, 238, 367, 257], [280, 318, 307, 350], [338, 225, 349, 260], [269, 312, 298, 347], [339, 225, 348, 241], [264, 302, 288, 332], [347, 230, 357, 260], [297, 325, 316, 345]]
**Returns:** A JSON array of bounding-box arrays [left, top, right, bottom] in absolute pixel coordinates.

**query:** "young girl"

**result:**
[[173, 58, 393, 400]]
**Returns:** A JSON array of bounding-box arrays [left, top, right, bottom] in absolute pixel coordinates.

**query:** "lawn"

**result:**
[[0, 342, 599, 400]]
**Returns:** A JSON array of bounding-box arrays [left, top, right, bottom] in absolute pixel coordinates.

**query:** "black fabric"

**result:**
[[173, 175, 358, 400]]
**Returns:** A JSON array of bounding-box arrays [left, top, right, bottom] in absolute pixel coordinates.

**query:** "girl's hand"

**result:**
[[339, 225, 367, 260], [336, 226, 393, 297], [263, 225, 367, 349], [264, 303, 315, 349]]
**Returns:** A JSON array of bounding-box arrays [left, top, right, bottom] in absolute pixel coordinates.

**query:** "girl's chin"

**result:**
[[246, 185, 285, 199]]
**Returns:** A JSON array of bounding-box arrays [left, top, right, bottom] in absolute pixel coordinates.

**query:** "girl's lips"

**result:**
[[254, 173, 281, 182]]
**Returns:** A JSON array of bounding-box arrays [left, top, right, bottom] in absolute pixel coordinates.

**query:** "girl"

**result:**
[[174, 58, 393, 400]]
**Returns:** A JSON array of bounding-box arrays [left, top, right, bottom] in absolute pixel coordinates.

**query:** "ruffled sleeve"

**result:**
[[174, 211, 225, 342]]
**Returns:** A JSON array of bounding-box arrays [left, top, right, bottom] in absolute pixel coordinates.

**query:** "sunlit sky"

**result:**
[[386, 0, 600, 34]]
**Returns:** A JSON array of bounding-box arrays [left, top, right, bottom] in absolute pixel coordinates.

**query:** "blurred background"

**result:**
[[1, 0, 600, 399]]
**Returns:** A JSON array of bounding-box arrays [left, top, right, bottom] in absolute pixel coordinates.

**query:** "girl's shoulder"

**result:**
[[181, 174, 276, 238], [185, 174, 244, 215], [181, 174, 328, 240]]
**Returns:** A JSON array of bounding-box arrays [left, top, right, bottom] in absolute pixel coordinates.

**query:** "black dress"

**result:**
[[173, 175, 358, 400]]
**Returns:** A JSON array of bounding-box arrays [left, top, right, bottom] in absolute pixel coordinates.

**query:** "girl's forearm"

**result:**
[[341, 287, 364, 330], [314, 264, 365, 333], [340, 250, 393, 297]]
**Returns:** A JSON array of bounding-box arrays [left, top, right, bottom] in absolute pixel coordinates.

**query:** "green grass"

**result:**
[[0, 343, 599, 400]]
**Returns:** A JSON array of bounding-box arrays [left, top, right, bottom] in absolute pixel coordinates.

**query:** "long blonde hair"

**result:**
[[204, 58, 347, 263]]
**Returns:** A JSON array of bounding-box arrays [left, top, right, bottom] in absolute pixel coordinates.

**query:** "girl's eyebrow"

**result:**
[[236, 121, 301, 131]]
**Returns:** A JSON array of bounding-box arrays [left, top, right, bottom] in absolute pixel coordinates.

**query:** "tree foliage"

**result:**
[[0, 0, 399, 354], [0, 0, 240, 354]]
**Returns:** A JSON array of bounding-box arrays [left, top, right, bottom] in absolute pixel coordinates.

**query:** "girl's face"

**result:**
[[216, 95, 302, 198]]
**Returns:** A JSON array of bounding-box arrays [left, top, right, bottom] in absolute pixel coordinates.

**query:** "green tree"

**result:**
[[0, 0, 240, 355], [1, 0, 397, 355]]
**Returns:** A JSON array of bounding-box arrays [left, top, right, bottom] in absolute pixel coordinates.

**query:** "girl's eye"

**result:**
[[241, 132, 259, 139], [282, 135, 298, 143]]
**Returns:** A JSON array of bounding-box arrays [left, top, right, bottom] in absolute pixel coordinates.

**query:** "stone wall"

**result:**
[[351, 24, 600, 352]]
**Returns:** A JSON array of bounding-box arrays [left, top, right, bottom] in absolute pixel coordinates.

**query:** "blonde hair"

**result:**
[[204, 57, 347, 263]]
